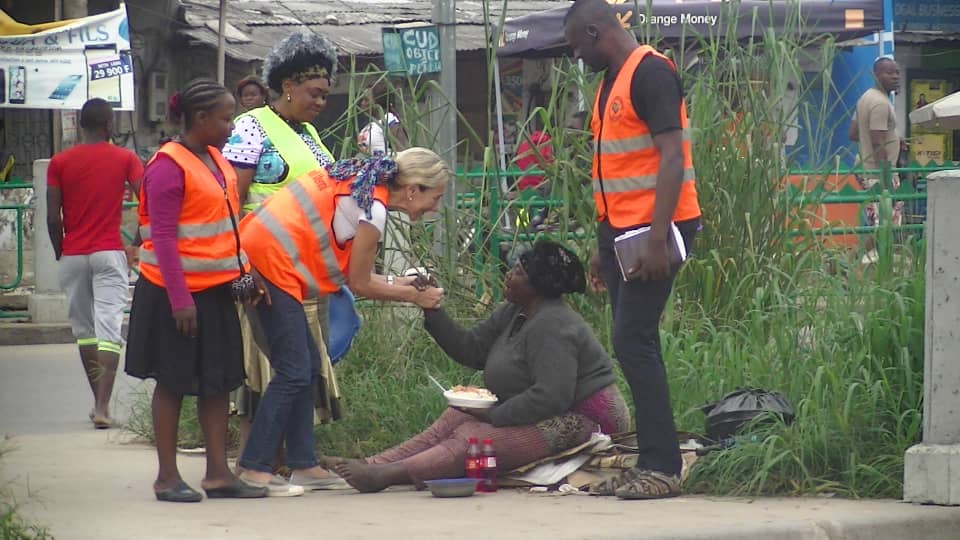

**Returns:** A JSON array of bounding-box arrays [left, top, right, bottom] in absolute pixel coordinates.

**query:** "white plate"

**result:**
[[444, 390, 497, 409]]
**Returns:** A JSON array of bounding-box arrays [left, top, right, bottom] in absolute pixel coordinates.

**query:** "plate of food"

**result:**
[[444, 385, 498, 409]]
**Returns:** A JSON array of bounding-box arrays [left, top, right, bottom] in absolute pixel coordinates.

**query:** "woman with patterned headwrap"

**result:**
[[221, 31, 341, 474], [235, 148, 449, 496], [331, 239, 631, 493]]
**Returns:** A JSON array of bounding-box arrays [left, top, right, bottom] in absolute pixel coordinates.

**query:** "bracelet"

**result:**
[[386, 274, 395, 285]]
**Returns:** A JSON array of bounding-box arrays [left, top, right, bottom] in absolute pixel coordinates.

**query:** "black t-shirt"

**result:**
[[597, 55, 683, 136]]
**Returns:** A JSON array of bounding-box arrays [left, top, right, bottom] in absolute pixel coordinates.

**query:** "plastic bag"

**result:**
[[700, 388, 795, 442]]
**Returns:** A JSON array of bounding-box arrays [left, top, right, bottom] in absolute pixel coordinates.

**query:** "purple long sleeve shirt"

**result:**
[[142, 154, 225, 311]]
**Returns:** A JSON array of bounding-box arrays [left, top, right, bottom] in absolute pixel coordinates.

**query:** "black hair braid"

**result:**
[[170, 78, 230, 128]]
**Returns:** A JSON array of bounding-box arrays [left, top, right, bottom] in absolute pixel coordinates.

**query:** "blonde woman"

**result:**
[[236, 148, 448, 496]]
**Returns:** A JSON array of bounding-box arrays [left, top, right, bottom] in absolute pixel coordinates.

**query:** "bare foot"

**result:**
[[333, 461, 390, 493], [319, 455, 363, 469]]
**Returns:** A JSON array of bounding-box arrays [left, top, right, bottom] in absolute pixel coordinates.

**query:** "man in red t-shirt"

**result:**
[[46, 98, 144, 429]]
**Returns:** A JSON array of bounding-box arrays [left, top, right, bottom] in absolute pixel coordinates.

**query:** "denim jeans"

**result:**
[[597, 218, 699, 477], [238, 277, 321, 472]]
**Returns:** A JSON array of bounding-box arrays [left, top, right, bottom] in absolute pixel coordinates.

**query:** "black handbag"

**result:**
[[700, 388, 796, 442], [223, 186, 256, 302]]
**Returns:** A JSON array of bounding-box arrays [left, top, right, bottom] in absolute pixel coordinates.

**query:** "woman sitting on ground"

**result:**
[[334, 240, 631, 492]]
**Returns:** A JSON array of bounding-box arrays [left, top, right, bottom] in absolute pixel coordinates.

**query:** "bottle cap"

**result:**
[[468, 437, 478, 443], [483, 438, 493, 444]]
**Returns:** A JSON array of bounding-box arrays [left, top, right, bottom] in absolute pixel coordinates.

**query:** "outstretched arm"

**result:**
[[423, 304, 514, 371]]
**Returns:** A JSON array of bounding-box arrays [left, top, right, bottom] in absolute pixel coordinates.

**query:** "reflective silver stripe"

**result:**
[[139, 249, 248, 272], [251, 206, 325, 298], [595, 128, 691, 155], [140, 216, 235, 241], [592, 167, 696, 193], [286, 180, 347, 288]]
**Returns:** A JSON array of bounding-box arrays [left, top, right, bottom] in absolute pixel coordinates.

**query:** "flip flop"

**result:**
[[204, 478, 268, 499], [92, 415, 113, 430], [155, 481, 203, 503]]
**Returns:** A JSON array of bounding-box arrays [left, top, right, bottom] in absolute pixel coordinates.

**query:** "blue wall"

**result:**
[[788, 0, 894, 169]]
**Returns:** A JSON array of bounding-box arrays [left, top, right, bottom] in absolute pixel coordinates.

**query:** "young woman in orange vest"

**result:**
[[125, 79, 268, 503], [235, 148, 447, 496]]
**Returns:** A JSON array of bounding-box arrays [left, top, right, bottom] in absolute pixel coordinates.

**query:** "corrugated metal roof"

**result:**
[[177, 0, 563, 60]]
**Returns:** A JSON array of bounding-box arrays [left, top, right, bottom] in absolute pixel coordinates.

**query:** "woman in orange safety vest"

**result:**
[[234, 147, 448, 496]]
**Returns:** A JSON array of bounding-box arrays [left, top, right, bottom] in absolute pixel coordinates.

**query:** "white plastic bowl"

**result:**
[[444, 390, 497, 409]]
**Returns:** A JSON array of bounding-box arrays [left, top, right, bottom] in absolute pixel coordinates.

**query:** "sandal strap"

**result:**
[[616, 469, 680, 499], [589, 471, 630, 496]]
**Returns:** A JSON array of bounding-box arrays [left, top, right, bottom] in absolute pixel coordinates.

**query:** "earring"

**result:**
[[286, 93, 291, 102], [408, 195, 413, 201]]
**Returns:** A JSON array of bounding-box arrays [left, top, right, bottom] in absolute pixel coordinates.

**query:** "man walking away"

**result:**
[[563, 0, 702, 499], [848, 57, 903, 265], [46, 98, 143, 428]]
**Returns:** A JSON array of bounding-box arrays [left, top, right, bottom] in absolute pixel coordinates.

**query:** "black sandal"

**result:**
[[204, 478, 268, 499], [155, 481, 203, 503]]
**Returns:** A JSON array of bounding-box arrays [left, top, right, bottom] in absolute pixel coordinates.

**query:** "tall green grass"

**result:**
[[124, 1, 926, 498]]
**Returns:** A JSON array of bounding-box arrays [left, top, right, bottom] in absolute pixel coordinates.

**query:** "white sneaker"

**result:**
[[861, 249, 879, 265], [239, 472, 305, 497]]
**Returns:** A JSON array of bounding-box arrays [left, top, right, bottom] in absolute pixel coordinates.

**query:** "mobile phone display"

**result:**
[[85, 46, 121, 106], [9, 66, 26, 104], [49, 74, 83, 100]]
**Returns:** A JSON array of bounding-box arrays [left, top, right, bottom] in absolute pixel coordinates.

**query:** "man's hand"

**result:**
[[588, 252, 606, 292], [172, 306, 198, 338], [629, 237, 672, 282]]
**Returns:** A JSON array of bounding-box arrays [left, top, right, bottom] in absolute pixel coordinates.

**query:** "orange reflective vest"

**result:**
[[138, 142, 249, 291], [590, 45, 701, 228], [239, 169, 390, 303]]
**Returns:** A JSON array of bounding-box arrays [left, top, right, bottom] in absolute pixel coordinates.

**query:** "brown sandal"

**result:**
[[588, 471, 631, 496], [614, 469, 681, 500]]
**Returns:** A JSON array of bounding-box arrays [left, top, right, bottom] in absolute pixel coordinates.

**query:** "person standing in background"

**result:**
[[848, 57, 903, 265], [46, 98, 143, 429], [235, 76, 268, 114], [564, 0, 701, 499], [356, 86, 408, 157]]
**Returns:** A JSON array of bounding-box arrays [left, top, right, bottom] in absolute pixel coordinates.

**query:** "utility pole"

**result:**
[[431, 0, 457, 255], [217, 0, 227, 84]]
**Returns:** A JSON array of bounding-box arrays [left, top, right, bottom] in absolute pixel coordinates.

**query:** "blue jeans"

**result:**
[[238, 277, 321, 472]]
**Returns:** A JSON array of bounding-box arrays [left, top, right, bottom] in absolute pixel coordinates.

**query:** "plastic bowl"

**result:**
[[443, 390, 498, 409], [424, 478, 480, 498]]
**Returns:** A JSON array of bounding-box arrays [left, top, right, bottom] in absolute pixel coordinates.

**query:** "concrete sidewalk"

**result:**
[[2, 344, 960, 540]]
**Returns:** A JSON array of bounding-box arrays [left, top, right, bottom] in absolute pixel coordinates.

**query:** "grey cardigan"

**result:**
[[423, 298, 616, 427]]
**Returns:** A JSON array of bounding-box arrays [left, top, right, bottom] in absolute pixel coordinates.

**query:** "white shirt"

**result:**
[[332, 196, 387, 243], [357, 112, 400, 156]]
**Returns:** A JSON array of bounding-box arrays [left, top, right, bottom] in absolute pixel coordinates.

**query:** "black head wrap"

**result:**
[[518, 240, 586, 298]]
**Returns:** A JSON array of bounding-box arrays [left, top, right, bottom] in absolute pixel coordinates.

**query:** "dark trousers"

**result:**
[[598, 219, 699, 476]]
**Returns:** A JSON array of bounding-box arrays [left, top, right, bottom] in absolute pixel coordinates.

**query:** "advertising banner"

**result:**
[[0, 6, 134, 110]]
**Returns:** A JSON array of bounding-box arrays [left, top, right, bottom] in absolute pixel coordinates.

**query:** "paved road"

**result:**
[[2, 343, 960, 540], [0, 344, 148, 434]]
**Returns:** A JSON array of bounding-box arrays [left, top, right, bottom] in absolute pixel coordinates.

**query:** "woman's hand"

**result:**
[[454, 406, 492, 423], [172, 305, 198, 338], [248, 269, 272, 307], [413, 286, 444, 310], [588, 252, 606, 292]]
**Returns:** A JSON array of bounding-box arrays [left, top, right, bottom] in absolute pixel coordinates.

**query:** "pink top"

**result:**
[[142, 154, 226, 312]]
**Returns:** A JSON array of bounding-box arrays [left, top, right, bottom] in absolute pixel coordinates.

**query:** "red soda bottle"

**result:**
[[465, 437, 483, 486], [480, 438, 498, 493]]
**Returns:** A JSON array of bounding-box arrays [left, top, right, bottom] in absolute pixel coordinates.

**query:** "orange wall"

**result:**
[[786, 174, 862, 247]]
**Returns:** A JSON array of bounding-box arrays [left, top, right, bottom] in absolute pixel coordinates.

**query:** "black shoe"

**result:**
[[204, 478, 268, 499], [155, 481, 203, 503]]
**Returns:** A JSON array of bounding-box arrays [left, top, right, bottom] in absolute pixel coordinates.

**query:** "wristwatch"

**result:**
[[386, 274, 395, 285]]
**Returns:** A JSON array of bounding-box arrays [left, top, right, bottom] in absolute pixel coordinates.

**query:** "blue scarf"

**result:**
[[324, 156, 398, 219]]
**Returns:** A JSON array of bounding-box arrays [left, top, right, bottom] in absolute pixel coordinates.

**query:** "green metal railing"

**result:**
[[1, 162, 956, 311]]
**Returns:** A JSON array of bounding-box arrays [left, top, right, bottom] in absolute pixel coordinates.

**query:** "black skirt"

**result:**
[[125, 277, 244, 397]]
